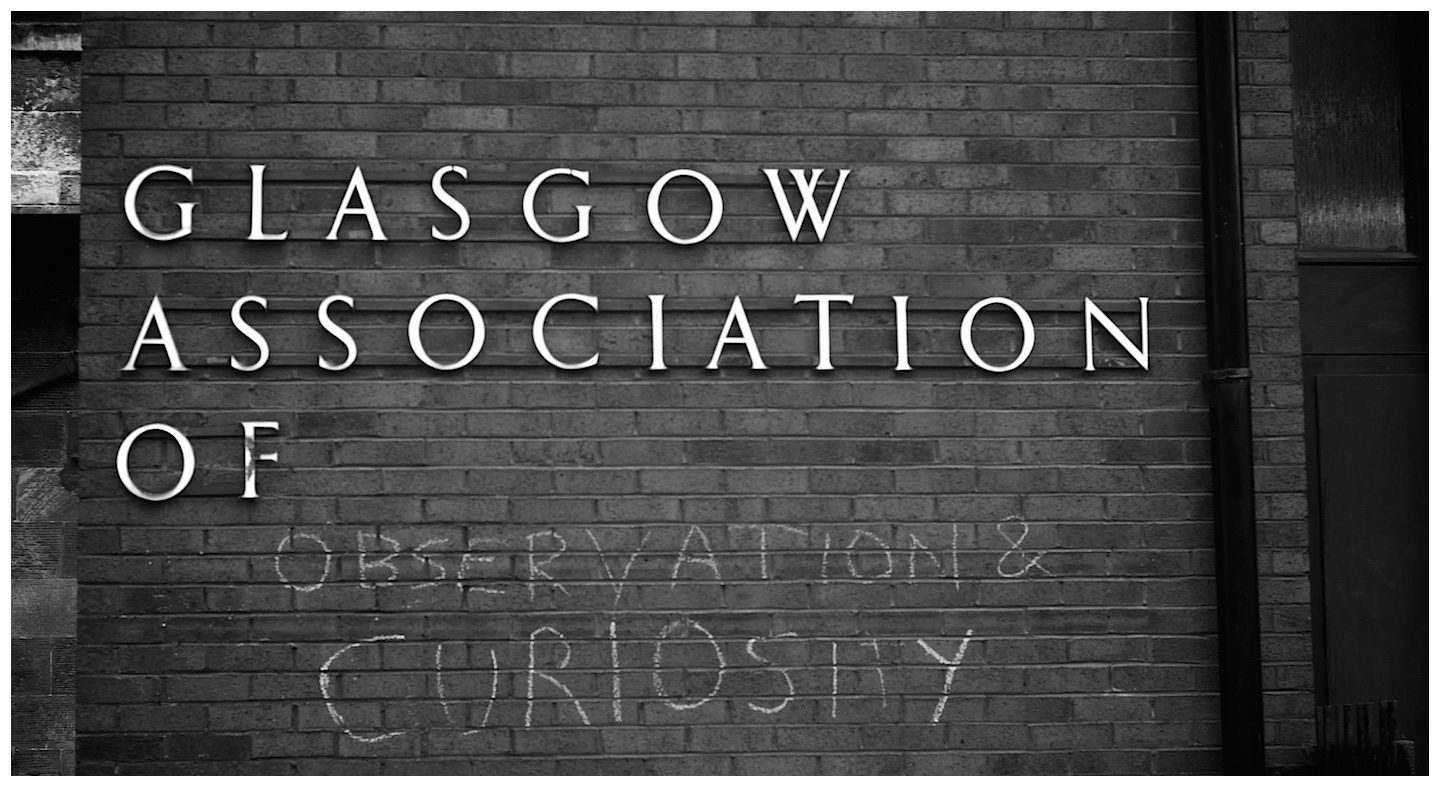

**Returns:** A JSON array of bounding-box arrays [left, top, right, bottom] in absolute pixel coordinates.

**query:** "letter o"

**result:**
[[116, 423, 195, 502], [960, 296, 1035, 373], [647, 169, 723, 246], [651, 618, 726, 710], [275, 533, 334, 593], [408, 293, 485, 371]]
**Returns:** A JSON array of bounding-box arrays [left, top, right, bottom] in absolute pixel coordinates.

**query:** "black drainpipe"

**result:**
[[1195, 11, 1265, 774]]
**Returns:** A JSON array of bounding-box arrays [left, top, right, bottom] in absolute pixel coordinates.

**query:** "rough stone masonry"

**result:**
[[75, 12, 1312, 775], [12, 13, 82, 777]]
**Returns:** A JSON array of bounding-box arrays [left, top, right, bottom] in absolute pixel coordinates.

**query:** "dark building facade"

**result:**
[[15, 10, 1423, 775], [12, 12, 82, 776]]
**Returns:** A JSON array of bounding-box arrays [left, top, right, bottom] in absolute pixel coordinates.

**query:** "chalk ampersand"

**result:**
[[996, 516, 1052, 578]]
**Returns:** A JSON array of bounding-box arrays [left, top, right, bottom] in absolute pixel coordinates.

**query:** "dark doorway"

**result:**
[[12, 213, 81, 774], [1292, 11, 1428, 773]]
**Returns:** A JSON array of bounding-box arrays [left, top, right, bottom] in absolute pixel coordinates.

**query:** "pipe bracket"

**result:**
[[1203, 366, 1252, 382]]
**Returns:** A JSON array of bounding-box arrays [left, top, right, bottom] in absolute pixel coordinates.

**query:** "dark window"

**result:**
[[1291, 12, 1426, 256], [12, 214, 79, 418]]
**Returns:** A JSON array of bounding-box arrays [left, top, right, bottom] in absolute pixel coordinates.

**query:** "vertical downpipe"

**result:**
[[1195, 11, 1265, 774]]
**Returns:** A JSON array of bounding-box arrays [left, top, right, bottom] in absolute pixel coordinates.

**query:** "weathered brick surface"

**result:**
[[12, 299, 81, 776], [77, 11, 1309, 774], [13, 21, 82, 210]]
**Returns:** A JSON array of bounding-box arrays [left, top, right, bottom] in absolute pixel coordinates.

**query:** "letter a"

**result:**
[[122, 295, 188, 371], [706, 296, 767, 370], [326, 166, 387, 241]]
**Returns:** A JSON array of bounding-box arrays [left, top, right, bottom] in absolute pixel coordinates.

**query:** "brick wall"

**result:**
[[77, 12, 1310, 774], [1235, 11, 1313, 770], [12, 336, 79, 778]]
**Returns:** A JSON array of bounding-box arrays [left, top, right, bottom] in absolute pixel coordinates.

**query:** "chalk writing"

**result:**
[[459, 537, 505, 595], [526, 626, 589, 727], [671, 525, 722, 585], [270, 523, 980, 592], [917, 630, 975, 723], [320, 634, 406, 742], [435, 641, 499, 732], [280, 520, 1019, 740], [744, 632, 798, 715], [951, 524, 962, 590], [357, 532, 402, 587], [906, 532, 944, 580], [996, 516, 1052, 578], [738, 523, 806, 580], [467, 649, 500, 732], [526, 531, 569, 600], [829, 641, 840, 718], [652, 618, 725, 711], [317, 627, 981, 741], [608, 619, 623, 722], [411, 537, 448, 587], [274, 532, 332, 593], [845, 529, 894, 579], [436, 641, 459, 724], [587, 528, 648, 606], [866, 638, 889, 707]]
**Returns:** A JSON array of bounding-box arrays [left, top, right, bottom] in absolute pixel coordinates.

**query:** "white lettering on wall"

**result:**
[[273, 532, 332, 593], [122, 296, 188, 372], [996, 516, 1052, 578], [124, 164, 194, 241], [1084, 296, 1150, 371], [917, 630, 975, 723], [523, 168, 591, 243], [647, 168, 723, 245], [248, 164, 287, 241], [326, 166, 387, 241], [744, 632, 798, 715], [317, 294, 358, 372], [706, 296, 767, 370], [652, 618, 725, 711], [430, 165, 470, 241], [526, 531, 569, 600], [320, 634, 406, 743], [526, 626, 591, 728], [115, 422, 194, 502], [533, 293, 599, 370], [763, 168, 851, 242], [408, 293, 485, 371], [960, 296, 1035, 373]]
